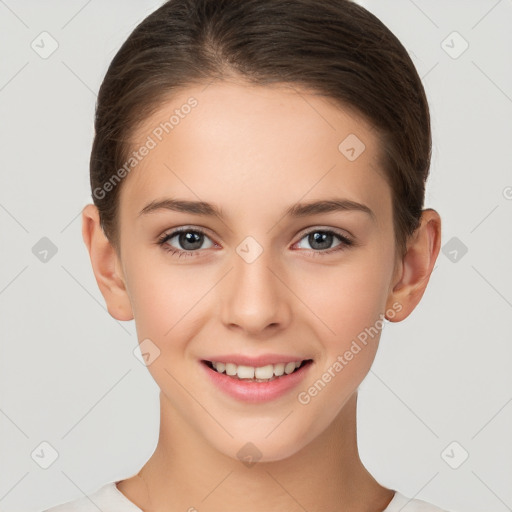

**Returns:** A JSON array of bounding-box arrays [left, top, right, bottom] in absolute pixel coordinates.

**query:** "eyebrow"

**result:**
[[138, 197, 376, 222]]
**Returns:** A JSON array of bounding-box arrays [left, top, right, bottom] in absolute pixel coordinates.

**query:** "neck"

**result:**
[[117, 391, 394, 512]]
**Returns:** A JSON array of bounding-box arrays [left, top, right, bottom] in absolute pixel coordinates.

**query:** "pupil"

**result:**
[[310, 231, 332, 250], [180, 231, 203, 250]]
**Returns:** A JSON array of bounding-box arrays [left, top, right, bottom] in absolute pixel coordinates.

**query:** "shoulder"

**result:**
[[385, 491, 458, 512], [41, 481, 141, 512]]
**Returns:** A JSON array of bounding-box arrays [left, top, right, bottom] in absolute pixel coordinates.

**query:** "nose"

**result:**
[[220, 244, 292, 336]]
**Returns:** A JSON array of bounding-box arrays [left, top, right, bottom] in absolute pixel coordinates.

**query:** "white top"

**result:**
[[43, 481, 454, 512]]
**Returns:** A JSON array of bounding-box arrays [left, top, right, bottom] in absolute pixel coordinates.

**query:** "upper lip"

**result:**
[[202, 354, 312, 367]]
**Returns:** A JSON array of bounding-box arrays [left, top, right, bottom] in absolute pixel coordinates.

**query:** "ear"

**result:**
[[81, 204, 134, 321], [385, 208, 441, 322]]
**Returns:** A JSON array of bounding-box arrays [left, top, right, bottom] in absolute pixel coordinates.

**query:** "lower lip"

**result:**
[[200, 360, 313, 403]]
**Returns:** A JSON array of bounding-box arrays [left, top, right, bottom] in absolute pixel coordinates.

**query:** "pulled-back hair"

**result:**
[[90, 0, 431, 259]]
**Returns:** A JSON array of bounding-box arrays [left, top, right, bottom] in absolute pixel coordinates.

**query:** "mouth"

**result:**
[[201, 359, 313, 383]]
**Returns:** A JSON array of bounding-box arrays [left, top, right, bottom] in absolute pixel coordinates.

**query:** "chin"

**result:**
[[209, 425, 316, 465]]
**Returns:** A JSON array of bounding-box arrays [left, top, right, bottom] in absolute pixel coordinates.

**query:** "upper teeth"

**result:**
[[212, 361, 302, 379]]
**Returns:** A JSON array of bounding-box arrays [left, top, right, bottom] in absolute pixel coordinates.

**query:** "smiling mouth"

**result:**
[[202, 359, 313, 382]]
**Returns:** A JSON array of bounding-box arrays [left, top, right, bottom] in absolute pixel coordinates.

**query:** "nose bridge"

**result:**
[[220, 234, 290, 333]]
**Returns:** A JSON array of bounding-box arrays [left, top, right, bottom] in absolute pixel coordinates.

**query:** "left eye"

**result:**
[[295, 230, 352, 252]]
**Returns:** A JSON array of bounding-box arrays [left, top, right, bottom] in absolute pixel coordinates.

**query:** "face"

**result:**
[[115, 80, 400, 461]]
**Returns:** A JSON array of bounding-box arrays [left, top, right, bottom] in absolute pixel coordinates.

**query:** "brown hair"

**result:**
[[90, 0, 431, 259]]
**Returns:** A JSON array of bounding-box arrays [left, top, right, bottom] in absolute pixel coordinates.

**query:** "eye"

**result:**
[[157, 227, 215, 258], [156, 226, 354, 259], [294, 228, 353, 256]]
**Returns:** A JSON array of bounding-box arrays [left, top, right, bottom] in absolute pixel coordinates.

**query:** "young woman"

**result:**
[[45, 0, 453, 510]]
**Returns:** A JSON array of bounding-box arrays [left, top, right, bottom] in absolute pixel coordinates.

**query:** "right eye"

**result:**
[[157, 227, 216, 257]]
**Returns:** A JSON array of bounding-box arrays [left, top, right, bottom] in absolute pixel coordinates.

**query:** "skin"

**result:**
[[82, 79, 441, 512]]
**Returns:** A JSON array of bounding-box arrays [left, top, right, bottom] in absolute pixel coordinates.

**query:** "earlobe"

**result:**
[[385, 209, 442, 322], [81, 204, 134, 322]]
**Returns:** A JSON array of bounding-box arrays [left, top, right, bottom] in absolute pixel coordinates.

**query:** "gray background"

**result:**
[[0, 1, 511, 511]]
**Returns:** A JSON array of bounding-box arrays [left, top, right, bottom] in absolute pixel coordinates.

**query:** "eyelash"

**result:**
[[156, 226, 354, 259]]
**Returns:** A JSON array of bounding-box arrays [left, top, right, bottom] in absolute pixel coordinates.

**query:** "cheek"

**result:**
[[123, 248, 214, 349], [124, 257, 209, 392], [293, 260, 390, 417], [294, 256, 391, 347]]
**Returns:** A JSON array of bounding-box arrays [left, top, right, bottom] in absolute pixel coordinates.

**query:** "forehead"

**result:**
[[121, 80, 390, 226]]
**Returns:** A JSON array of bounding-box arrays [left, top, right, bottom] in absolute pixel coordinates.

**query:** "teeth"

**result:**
[[274, 363, 285, 376], [284, 362, 296, 374], [255, 364, 274, 379], [225, 363, 237, 376], [210, 360, 305, 380], [237, 365, 255, 379]]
